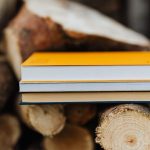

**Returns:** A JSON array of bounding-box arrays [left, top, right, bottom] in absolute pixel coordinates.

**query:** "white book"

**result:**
[[21, 52, 150, 82], [20, 81, 150, 92], [21, 66, 150, 81]]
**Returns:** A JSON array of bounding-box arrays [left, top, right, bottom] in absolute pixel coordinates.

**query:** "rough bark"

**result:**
[[19, 104, 66, 137], [0, 56, 16, 111], [3, 0, 150, 79], [43, 124, 94, 150], [65, 104, 97, 125], [96, 104, 150, 150], [0, 114, 21, 150]]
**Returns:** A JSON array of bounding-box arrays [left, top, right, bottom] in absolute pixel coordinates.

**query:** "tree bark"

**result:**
[[65, 104, 97, 125], [19, 104, 66, 137], [96, 104, 150, 150], [0, 56, 16, 111], [43, 124, 94, 150]]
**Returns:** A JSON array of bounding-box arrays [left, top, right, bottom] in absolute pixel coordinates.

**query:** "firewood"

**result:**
[[96, 104, 150, 150], [69, 0, 121, 19], [0, 0, 17, 31], [0, 114, 21, 150], [43, 124, 94, 150], [4, 5, 68, 79], [0, 56, 16, 111], [3, 0, 150, 79], [19, 104, 66, 136], [65, 104, 97, 125]]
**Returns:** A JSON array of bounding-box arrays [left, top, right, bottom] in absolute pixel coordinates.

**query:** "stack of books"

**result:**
[[20, 51, 150, 103]]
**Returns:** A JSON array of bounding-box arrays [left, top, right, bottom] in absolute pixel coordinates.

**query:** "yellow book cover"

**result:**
[[22, 51, 150, 66]]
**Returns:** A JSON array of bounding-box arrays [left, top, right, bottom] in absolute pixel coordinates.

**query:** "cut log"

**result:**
[[65, 104, 97, 125], [19, 104, 66, 136], [4, 6, 69, 79], [3, 0, 150, 79], [43, 124, 94, 150], [69, 0, 121, 20], [96, 104, 150, 150], [0, 56, 16, 111], [0, 114, 21, 150]]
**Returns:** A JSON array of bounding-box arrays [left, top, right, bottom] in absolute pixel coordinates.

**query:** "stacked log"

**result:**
[[3, 0, 150, 78], [0, 0, 149, 149], [96, 104, 150, 150], [0, 114, 21, 150], [0, 56, 16, 111]]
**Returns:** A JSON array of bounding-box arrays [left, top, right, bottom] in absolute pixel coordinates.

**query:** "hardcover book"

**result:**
[[21, 51, 150, 82]]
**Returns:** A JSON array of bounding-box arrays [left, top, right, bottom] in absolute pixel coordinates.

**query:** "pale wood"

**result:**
[[43, 124, 94, 150], [19, 104, 66, 136], [96, 104, 150, 150]]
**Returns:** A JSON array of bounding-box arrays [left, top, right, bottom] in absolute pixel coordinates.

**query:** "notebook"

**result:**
[[21, 92, 150, 103], [21, 52, 150, 82]]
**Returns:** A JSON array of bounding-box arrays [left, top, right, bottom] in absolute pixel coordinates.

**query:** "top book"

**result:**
[[21, 52, 150, 81]]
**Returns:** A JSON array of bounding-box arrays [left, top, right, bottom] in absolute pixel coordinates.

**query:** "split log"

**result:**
[[0, 114, 21, 150], [70, 0, 121, 20], [96, 104, 150, 150], [43, 124, 94, 150], [0, 56, 16, 111], [65, 104, 97, 125], [19, 104, 66, 136], [3, 0, 150, 79]]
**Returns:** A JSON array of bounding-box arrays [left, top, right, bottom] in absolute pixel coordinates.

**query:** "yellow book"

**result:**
[[21, 51, 150, 82], [22, 51, 150, 66]]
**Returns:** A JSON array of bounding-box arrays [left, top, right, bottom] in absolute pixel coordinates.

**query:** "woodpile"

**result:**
[[0, 0, 17, 32], [19, 104, 66, 136], [0, 114, 21, 150], [3, 0, 150, 78], [96, 104, 150, 150], [69, 0, 122, 20], [0, 0, 149, 150], [43, 124, 94, 150], [0, 55, 16, 111], [65, 104, 97, 125]]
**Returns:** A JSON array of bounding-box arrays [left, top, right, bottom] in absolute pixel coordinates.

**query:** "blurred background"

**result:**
[[70, 0, 150, 37]]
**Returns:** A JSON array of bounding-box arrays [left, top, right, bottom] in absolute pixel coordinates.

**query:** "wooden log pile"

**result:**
[[0, 0, 149, 150], [96, 104, 150, 150]]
